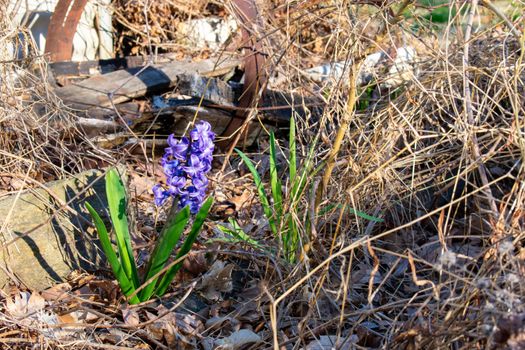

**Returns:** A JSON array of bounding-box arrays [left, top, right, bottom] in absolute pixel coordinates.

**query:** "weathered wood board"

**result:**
[[54, 58, 318, 122], [53, 57, 323, 148], [55, 59, 238, 110]]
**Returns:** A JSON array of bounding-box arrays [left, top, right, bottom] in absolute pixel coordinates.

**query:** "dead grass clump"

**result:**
[[113, 0, 227, 56], [0, 14, 89, 191], [253, 2, 525, 348]]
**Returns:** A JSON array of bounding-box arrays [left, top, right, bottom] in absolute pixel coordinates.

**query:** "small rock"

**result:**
[[0, 168, 124, 291]]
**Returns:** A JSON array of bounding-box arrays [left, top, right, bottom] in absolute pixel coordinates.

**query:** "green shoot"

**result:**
[[86, 169, 212, 304]]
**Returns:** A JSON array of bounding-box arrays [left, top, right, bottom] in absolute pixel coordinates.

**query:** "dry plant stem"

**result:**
[[462, 0, 499, 220], [407, 251, 439, 300], [314, 62, 358, 211], [219, 110, 254, 173], [511, 27, 525, 161], [312, 201, 347, 301], [269, 174, 507, 346], [314, 0, 412, 214], [336, 249, 354, 341], [366, 240, 380, 304]]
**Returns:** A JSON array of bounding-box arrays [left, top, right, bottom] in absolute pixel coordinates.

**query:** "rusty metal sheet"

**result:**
[[219, 0, 268, 148], [45, 0, 89, 62]]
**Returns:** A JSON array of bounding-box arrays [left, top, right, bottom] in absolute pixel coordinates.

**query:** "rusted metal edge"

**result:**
[[218, 0, 268, 149], [44, 0, 89, 62]]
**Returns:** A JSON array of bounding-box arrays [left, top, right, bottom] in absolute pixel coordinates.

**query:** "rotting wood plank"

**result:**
[[55, 59, 238, 110], [50, 55, 242, 86], [55, 59, 321, 124]]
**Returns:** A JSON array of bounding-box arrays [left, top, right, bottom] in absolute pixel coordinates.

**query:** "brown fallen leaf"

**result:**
[[122, 306, 140, 327], [41, 283, 71, 301], [145, 309, 202, 349], [183, 250, 210, 276], [4, 291, 76, 340], [57, 313, 77, 324], [229, 189, 253, 210], [129, 169, 157, 200], [205, 315, 239, 332], [233, 300, 261, 324], [5, 292, 45, 318], [306, 335, 358, 350], [197, 260, 234, 301], [215, 329, 262, 349]]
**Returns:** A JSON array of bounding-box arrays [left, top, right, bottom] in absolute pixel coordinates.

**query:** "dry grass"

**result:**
[[0, 0, 524, 349], [258, 1, 525, 349], [112, 0, 226, 56], [0, 7, 102, 191]]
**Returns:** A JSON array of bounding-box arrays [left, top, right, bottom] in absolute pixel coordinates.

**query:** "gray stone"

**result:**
[[0, 168, 122, 291]]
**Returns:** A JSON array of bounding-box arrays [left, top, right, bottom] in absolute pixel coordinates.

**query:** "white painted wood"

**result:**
[[6, 0, 113, 61]]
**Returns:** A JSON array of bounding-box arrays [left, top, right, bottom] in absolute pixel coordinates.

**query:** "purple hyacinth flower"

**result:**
[[168, 136, 189, 160], [152, 184, 170, 206], [153, 121, 215, 212], [190, 121, 213, 142], [184, 154, 206, 177], [179, 196, 201, 214], [179, 186, 205, 214], [192, 174, 209, 191], [162, 159, 179, 177], [167, 174, 187, 191]]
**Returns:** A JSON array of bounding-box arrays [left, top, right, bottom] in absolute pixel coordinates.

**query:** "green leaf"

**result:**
[[139, 205, 190, 301], [318, 203, 384, 223], [285, 214, 298, 263], [105, 169, 140, 289], [290, 134, 318, 207], [236, 150, 277, 235], [85, 202, 140, 304], [269, 131, 283, 226], [216, 218, 262, 248], [348, 208, 383, 223], [155, 197, 213, 296], [289, 116, 297, 185]]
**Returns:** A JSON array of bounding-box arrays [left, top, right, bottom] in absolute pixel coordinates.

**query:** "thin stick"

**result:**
[[462, 0, 499, 220]]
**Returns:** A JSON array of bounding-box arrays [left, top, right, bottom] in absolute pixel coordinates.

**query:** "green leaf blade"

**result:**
[[139, 205, 190, 301], [318, 203, 383, 223], [289, 116, 297, 185], [216, 218, 262, 249], [235, 149, 277, 235], [105, 169, 140, 289], [85, 202, 140, 304], [348, 208, 384, 223], [269, 131, 283, 225], [155, 197, 213, 296]]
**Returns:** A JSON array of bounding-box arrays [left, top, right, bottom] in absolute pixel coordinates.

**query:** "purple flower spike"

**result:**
[[152, 121, 215, 213], [168, 136, 189, 160], [184, 154, 206, 177], [192, 174, 209, 191], [162, 159, 179, 177], [153, 184, 170, 206], [190, 121, 213, 141]]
